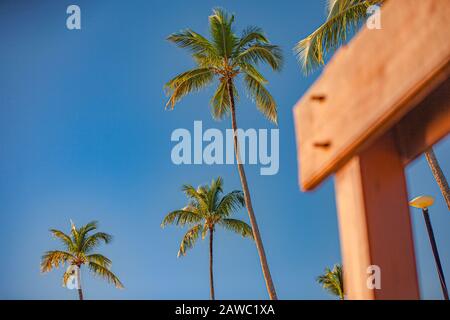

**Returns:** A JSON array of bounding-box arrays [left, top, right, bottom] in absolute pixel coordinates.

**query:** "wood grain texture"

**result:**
[[294, 0, 450, 191]]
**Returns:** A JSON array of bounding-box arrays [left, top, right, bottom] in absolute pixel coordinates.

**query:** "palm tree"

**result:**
[[161, 177, 253, 300], [41, 220, 123, 300], [294, 0, 384, 75], [164, 7, 282, 300], [317, 264, 344, 300], [294, 0, 450, 210], [424, 149, 450, 210]]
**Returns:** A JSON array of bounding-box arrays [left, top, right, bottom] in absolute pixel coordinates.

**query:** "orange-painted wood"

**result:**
[[395, 77, 450, 165], [335, 133, 419, 299]]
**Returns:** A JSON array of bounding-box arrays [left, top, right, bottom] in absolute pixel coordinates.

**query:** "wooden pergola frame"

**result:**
[[293, 0, 450, 299]]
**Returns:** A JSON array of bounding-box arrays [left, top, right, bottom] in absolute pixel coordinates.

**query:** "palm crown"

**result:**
[[164, 8, 282, 124], [317, 264, 344, 300], [161, 177, 253, 257], [41, 221, 123, 289], [295, 0, 384, 74]]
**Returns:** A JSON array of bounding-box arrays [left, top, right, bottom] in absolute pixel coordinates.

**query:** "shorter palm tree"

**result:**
[[41, 220, 123, 300], [317, 264, 344, 300], [161, 177, 253, 300]]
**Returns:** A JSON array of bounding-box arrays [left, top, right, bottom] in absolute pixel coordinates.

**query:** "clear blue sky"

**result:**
[[0, 0, 449, 300]]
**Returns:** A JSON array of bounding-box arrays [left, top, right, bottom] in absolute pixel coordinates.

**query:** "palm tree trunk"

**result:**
[[76, 266, 83, 300], [209, 228, 215, 300], [425, 148, 450, 210], [227, 79, 278, 300]]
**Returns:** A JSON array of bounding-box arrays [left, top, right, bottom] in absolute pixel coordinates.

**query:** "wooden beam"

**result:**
[[395, 77, 450, 165], [294, 0, 450, 191], [335, 132, 419, 299]]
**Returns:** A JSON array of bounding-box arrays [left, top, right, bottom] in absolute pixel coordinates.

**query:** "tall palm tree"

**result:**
[[295, 0, 450, 210], [424, 149, 450, 210], [317, 264, 344, 300], [41, 220, 123, 300], [161, 177, 253, 300], [164, 7, 282, 300]]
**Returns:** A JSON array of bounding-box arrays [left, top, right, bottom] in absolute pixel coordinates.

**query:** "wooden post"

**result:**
[[335, 132, 419, 299]]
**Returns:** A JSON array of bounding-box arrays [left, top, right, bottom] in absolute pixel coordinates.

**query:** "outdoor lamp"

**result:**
[[409, 195, 435, 209], [409, 195, 449, 300]]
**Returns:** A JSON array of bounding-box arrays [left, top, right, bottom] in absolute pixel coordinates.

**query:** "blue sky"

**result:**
[[0, 0, 449, 300]]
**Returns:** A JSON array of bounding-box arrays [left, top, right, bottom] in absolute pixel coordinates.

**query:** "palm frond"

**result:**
[[216, 190, 245, 217], [181, 184, 209, 211], [82, 232, 113, 253], [164, 68, 215, 109], [73, 220, 98, 251], [209, 8, 237, 58], [178, 224, 203, 257], [207, 177, 223, 212], [235, 44, 283, 71], [161, 209, 203, 228], [41, 250, 74, 273], [193, 53, 222, 69], [79, 221, 98, 235], [317, 264, 344, 299], [167, 29, 218, 57], [238, 63, 267, 84], [88, 262, 124, 289], [219, 219, 253, 238], [295, 0, 384, 74], [87, 253, 112, 268], [243, 73, 277, 124], [234, 26, 269, 54], [49, 229, 75, 252], [210, 79, 230, 120], [327, 0, 340, 14]]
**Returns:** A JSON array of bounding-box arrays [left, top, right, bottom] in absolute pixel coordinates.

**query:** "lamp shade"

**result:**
[[409, 195, 435, 209]]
